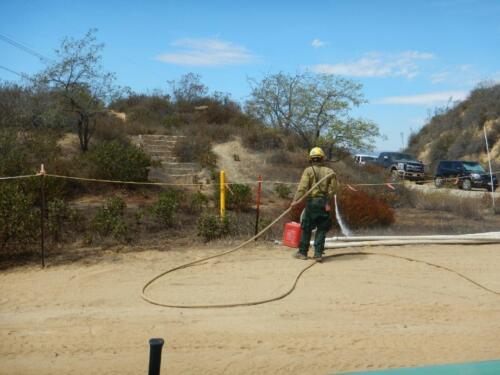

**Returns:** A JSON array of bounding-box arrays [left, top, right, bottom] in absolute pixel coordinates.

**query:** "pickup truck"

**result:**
[[374, 152, 425, 183]]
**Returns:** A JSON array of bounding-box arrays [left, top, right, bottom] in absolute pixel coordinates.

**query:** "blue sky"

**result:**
[[1, 0, 499, 151]]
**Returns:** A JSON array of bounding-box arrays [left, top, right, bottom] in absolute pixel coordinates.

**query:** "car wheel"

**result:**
[[488, 186, 497, 192], [434, 177, 444, 188], [461, 179, 472, 191]]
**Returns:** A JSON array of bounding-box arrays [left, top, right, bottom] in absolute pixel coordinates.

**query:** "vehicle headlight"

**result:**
[[397, 163, 405, 170], [471, 173, 481, 180]]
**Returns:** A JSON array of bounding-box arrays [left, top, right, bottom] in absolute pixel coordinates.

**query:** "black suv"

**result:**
[[434, 160, 498, 191], [375, 152, 425, 183]]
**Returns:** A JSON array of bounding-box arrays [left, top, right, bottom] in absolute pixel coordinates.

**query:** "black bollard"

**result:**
[[148, 338, 164, 375]]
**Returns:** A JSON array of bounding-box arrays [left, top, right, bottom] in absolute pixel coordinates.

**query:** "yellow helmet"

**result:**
[[309, 147, 325, 160]]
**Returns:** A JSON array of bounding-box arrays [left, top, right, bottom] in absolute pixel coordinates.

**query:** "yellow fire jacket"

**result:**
[[293, 164, 337, 202]]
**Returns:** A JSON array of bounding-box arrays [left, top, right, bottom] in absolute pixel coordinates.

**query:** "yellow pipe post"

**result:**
[[220, 170, 225, 219]]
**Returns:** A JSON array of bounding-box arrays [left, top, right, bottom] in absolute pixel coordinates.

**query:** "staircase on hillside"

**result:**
[[133, 135, 200, 183]]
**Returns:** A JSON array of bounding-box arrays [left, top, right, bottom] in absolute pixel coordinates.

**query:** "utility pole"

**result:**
[[483, 125, 496, 208]]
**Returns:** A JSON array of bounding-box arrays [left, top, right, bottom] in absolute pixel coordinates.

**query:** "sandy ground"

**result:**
[[1, 243, 500, 375]]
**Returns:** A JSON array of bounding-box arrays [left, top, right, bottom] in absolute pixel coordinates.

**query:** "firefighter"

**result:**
[[291, 147, 337, 262]]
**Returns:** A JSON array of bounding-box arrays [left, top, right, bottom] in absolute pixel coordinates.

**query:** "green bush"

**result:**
[[150, 189, 183, 227], [0, 129, 61, 177], [0, 182, 39, 252], [274, 183, 291, 199], [227, 183, 253, 211], [91, 197, 128, 240], [197, 211, 234, 242], [163, 113, 187, 130], [189, 191, 209, 214], [86, 140, 151, 182], [47, 198, 79, 242]]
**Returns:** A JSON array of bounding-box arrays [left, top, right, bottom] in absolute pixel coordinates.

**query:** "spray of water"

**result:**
[[334, 194, 352, 237]]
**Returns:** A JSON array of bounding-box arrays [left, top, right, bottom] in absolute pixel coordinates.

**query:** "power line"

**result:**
[[0, 33, 52, 62], [0, 64, 28, 78]]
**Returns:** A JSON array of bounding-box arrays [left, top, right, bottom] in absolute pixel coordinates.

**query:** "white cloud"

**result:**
[[430, 70, 451, 83], [311, 50, 435, 78], [311, 39, 326, 48], [374, 90, 468, 106], [156, 38, 256, 66], [430, 65, 475, 84]]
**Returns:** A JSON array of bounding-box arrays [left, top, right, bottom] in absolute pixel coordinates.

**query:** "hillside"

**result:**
[[407, 83, 500, 169]]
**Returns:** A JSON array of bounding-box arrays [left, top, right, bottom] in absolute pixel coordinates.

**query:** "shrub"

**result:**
[[0, 129, 61, 177], [197, 211, 234, 242], [203, 96, 240, 124], [0, 182, 39, 253], [111, 93, 173, 128], [173, 135, 218, 169], [86, 140, 151, 181], [274, 183, 292, 199], [91, 197, 128, 240], [337, 190, 395, 229], [226, 183, 253, 211], [150, 189, 183, 227], [189, 191, 209, 214], [242, 126, 284, 150], [47, 198, 79, 242], [92, 114, 130, 144], [163, 113, 187, 130]]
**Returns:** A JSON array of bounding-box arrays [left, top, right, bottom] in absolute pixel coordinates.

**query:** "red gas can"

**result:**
[[283, 222, 302, 248]]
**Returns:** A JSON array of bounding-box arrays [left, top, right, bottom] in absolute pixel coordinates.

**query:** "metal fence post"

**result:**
[[148, 338, 165, 375], [254, 175, 262, 238], [39, 164, 46, 268]]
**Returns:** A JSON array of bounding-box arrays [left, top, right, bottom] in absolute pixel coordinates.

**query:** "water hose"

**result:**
[[141, 172, 336, 308], [141, 172, 500, 308]]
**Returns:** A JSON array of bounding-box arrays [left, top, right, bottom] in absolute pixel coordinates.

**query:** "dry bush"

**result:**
[[267, 150, 307, 167], [241, 126, 284, 150], [173, 135, 217, 169], [93, 114, 130, 144], [286, 189, 394, 230], [337, 190, 395, 229], [201, 123, 235, 143], [406, 190, 485, 220]]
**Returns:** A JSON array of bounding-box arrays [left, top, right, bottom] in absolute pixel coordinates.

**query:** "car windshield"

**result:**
[[391, 153, 418, 162], [463, 162, 486, 173]]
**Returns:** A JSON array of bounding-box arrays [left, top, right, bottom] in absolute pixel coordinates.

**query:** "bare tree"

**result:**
[[34, 29, 120, 151], [246, 72, 382, 152]]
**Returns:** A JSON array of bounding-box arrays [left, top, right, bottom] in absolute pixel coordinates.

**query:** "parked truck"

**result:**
[[374, 152, 425, 183]]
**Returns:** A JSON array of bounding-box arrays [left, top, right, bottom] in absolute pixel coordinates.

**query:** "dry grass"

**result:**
[[404, 190, 486, 220]]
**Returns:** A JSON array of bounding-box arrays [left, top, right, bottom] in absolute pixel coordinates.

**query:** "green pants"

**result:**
[[298, 197, 332, 256]]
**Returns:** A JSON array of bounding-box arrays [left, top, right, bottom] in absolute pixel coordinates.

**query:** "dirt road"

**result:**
[[1, 243, 500, 374]]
